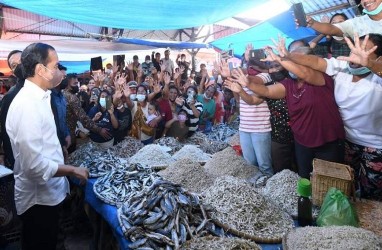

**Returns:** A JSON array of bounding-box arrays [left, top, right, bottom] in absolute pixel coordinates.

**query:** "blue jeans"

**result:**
[[240, 131, 273, 177]]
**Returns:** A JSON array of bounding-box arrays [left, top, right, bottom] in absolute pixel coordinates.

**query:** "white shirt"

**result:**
[[334, 15, 382, 38], [6, 79, 69, 215], [325, 58, 382, 148]]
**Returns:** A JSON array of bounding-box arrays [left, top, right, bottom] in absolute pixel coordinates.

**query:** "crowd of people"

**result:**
[[0, 0, 381, 248]]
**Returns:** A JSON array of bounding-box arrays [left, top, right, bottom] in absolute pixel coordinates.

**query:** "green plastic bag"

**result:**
[[317, 187, 359, 227]]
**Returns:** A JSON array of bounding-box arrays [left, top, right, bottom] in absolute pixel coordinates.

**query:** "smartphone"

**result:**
[[228, 62, 234, 71], [228, 49, 234, 57], [90, 56, 103, 71], [249, 49, 266, 60], [105, 96, 112, 110], [293, 3, 307, 27]]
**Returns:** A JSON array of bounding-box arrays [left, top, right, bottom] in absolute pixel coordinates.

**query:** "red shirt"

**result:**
[[157, 99, 173, 122], [281, 74, 345, 147]]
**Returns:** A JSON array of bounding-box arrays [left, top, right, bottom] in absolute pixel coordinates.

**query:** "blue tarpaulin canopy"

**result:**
[[211, 8, 318, 56], [0, 0, 267, 30], [115, 38, 208, 49]]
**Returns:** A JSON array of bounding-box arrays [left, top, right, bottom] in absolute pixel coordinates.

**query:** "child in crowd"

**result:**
[[146, 102, 159, 124], [163, 109, 189, 141]]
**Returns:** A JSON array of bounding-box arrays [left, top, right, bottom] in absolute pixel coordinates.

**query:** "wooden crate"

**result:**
[[310, 158, 354, 206]]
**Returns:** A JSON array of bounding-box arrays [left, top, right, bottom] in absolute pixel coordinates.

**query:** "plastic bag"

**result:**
[[317, 187, 358, 227]]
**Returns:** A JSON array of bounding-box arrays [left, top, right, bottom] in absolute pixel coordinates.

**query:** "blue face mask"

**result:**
[[347, 63, 371, 75], [363, 2, 382, 15], [99, 97, 106, 108], [289, 72, 298, 79]]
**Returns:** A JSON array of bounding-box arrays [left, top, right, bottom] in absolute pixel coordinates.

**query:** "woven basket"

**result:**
[[310, 158, 354, 206]]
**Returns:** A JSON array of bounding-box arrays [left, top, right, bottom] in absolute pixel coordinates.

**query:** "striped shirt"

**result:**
[[182, 101, 203, 132], [239, 73, 271, 133]]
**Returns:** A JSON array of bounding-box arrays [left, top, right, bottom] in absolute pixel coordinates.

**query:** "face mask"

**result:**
[[203, 92, 212, 100], [99, 97, 106, 108], [41, 65, 63, 88], [136, 94, 146, 102], [191, 74, 195, 77], [13, 64, 23, 79], [347, 62, 371, 75], [363, 2, 382, 15], [270, 70, 287, 82], [130, 94, 136, 101], [105, 69, 112, 75], [70, 85, 79, 94], [187, 89, 195, 97], [178, 114, 187, 121], [289, 72, 298, 79], [145, 60, 150, 64]]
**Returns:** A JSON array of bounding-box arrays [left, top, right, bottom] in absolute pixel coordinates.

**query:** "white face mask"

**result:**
[[41, 65, 63, 88], [105, 69, 113, 75], [130, 94, 136, 101], [99, 97, 106, 108], [136, 94, 146, 102], [145, 60, 150, 64]]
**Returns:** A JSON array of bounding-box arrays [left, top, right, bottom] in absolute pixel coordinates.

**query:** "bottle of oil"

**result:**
[[297, 178, 313, 226]]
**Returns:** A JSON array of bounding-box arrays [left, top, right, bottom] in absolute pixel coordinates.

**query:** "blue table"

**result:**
[[84, 178, 283, 250]]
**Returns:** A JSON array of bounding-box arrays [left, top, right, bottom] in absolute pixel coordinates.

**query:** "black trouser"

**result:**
[[295, 139, 344, 179], [19, 204, 61, 250], [271, 141, 295, 174]]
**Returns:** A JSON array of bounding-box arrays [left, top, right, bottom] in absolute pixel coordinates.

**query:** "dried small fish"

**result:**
[[94, 163, 161, 206], [129, 144, 174, 168], [154, 137, 183, 154], [172, 145, 211, 163], [181, 236, 261, 250], [203, 176, 294, 240], [109, 137, 144, 158], [117, 180, 209, 249]]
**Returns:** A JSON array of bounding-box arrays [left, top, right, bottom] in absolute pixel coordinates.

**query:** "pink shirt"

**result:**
[[281, 74, 345, 147]]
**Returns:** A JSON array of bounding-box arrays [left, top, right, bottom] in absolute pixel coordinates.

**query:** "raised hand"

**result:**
[[231, 68, 249, 88], [219, 60, 231, 78], [122, 83, 132, 97], [175, 96, 185, 106], [337, 34, 377, 67], [163, 72, 171, 85], [224, 78, 243, 93], [112, 64, 119, 74], [272, 35, 289, 58], [126, 62, 133, 71], [244, 43, 254, 61], [160, 61, 166, 72], [152, 81, 162, 94]]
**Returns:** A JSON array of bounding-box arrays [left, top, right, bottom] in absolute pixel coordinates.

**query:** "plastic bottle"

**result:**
[[297, 178, 313, 226]]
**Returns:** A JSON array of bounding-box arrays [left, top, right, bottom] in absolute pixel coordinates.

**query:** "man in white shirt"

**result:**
[[6, 43, 89, 250]]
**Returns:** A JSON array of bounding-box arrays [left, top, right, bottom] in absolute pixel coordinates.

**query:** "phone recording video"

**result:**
[[293, 3, 307, 27], [105, 96, 112, 110], [249, 49, 266, 61]]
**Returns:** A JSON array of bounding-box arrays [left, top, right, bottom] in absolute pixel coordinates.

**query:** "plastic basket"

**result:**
[[310, 158, 354, 206]]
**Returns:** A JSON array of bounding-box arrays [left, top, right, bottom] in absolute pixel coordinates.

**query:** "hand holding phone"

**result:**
[[293, 3, 307, 27], [105, 96, 112, 110], [249, 49, 266, 61]]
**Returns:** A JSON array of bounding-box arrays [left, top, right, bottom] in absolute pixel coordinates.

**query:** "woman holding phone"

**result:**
[[87, 90, 119, 148]]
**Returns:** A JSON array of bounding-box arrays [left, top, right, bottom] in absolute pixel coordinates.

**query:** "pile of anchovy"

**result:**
[[203, 176, 294, 241], [185, 132, 229, 155], [93, 163, 161, 206], [203, 147, 257, 180], [68, 141, 104, 166], [118, 179, 210, 249], [206, 123, 238, 143], [182, 236, 261, 250], [158, 158, 214, 194], [172, 145, 211, 163], [285, 226, 382, 249], [129, 144, 174, 168], [69, 143, 126, 178], [108, 137, 144, 159], [261, 169, 300, 217], [154, 137, 183, 154]]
